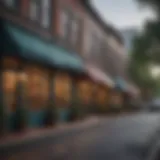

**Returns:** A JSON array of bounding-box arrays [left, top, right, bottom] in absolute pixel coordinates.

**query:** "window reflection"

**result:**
[[97, 87, 108, 105], [77, 80, 92, 104], [54, 73, 71, 107], [24, 66, 48, 110], [2, 70, 17, 113]]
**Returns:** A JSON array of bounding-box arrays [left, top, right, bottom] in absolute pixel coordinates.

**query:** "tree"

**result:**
[[136, 0, 160, 16], [129, 21, 159, 97], [129, 0, 160, 98], [135, 0, 160, 59]]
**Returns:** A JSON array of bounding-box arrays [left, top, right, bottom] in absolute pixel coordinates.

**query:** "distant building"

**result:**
[[121, 27, 138, 53]]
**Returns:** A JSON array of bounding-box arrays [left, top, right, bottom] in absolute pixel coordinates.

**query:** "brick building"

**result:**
[[0, 0, 135, 132], [0, 0, 88, 131]]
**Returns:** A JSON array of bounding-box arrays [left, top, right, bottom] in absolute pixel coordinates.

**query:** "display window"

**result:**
[[24, 65, 49, 110], [77, 80, 93, 104], [2, 70, 17, 113], [54, 72, 72, 107]]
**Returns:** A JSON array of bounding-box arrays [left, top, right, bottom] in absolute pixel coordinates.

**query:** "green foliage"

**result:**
[[129, 16, 160, 88], [129, 22, 159, 90], [135, 0, 160, 62], [129, 0, 160, 96], [136, 0, 160, 15]]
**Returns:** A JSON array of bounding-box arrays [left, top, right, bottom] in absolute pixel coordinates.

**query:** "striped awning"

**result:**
[[85, 64, 115, 87]]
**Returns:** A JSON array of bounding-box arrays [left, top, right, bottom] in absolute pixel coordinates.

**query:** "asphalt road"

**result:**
[[1, 112, 160, 160]]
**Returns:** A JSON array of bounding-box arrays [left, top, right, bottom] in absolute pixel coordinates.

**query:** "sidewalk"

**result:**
[[0, 116, 99, 149]]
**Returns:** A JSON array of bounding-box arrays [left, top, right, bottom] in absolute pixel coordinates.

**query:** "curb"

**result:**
[[0, 117, 99, 150]]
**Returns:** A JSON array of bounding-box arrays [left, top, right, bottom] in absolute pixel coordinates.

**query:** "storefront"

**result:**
[[125, 84, 140, 110], [85, 64, 115, 113], [0, 19, 85, 131], [111, 77, 127, 111]]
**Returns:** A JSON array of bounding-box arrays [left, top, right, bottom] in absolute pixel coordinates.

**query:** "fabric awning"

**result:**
[[115, 77, 127, 91], [1, 19, 84, 72], [85, 64, 115, 87]]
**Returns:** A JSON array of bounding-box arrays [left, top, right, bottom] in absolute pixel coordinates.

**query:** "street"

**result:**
[[1, 113, 160, 160]]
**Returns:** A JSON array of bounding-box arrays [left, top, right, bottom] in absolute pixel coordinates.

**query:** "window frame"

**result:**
[[40, 0, 52, 29], [28, 0, 52, 30], [59, 7, 71, 42], [1, 0, 21, 11], [89, 32, 99, 57], [29, 0, 41, 23], [70, 14, 81, 48]]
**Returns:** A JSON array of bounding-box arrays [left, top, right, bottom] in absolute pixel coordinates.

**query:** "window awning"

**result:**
[[85, 64, 115, 87], [115, 77, 127, 91], [1, 20, 84, 72]]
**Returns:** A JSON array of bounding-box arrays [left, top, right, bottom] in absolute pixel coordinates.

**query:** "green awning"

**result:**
[[1, 21, 84, 72]]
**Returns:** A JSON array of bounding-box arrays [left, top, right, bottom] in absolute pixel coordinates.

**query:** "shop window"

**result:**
[[97, 88, 107, 105], [24, 66, 48, 110], [78, 80, 92, 104], [54, 73, 71, 107], [18, 72, 28, 94], [2, 70, 17, 113]]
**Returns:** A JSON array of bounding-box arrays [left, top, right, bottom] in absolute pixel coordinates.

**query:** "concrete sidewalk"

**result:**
[[0, 116, 100, 149]]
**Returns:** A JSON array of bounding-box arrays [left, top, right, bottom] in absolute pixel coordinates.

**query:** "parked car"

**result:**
[[148, 99, 160, 111]]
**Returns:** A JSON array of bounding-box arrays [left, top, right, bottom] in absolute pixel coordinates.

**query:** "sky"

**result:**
[[92, 0, 155, 29]]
